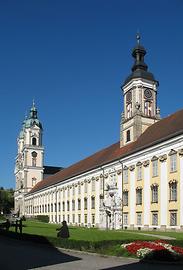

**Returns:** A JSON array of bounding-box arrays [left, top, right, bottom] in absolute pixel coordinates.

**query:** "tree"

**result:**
[[0, 187, 14, 214]]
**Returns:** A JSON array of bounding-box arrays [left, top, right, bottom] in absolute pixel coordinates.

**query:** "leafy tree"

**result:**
[[0, 187, 14, 214]]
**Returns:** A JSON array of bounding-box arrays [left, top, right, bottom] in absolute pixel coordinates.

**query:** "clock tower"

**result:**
[[14, 102, 44, 216], [120, 35, 160, 147]]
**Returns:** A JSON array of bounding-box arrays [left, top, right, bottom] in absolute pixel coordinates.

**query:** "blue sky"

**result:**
[[0, 0, 183, 188]]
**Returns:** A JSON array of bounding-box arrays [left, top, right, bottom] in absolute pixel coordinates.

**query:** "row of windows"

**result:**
[[126, 101, 153, 120], [123, 182, 178, 206], [123, 154, 178, 183], [123, 211, 178, 226], [61, 180, 103, 197], [26, 197, 96, 214], [49, 213, 96, 225]]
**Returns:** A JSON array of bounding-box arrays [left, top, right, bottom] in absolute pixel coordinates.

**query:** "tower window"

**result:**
[[32, 137, 37, 146], [126, 130, 131, 142], [31, 151, 37, 167], [32, 177, 36, 186], [144, 101, 152, 117], [126, 103, 132, 118]]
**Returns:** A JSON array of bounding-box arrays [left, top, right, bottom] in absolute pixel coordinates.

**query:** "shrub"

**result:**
[[36, 215, 49, 223], [0, 214, 5, 221]]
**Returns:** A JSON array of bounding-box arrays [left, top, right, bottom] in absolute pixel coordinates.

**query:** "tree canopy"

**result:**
[[0, 187, 14, 214]]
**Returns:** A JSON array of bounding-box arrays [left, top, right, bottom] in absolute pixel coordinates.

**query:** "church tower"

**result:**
[[120, 35, 160, 147], [14, 102, 44, 216]]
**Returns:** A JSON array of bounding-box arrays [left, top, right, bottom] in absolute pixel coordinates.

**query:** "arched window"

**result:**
[[31, 151, 37, 167], [32, 137, 37, 146], [126, 103, 132, 118], [144, 101, 152, 117]]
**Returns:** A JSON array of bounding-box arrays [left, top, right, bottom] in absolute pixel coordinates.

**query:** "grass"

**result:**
[[13, 220, 157, 241], [5, 220, 183, 256]]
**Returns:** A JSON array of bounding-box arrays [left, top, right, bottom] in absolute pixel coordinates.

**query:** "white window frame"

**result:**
[[137, 212, 142, 225], [152, 212, 158, 225], [123, 213, 128, 225], [170, 211, 177, 226], [170, 154, 177, 172], [123, 169, 128, 184], [151, 185, 158, 203], [137, 165, 142, 180], [152, 160, 158, 177]]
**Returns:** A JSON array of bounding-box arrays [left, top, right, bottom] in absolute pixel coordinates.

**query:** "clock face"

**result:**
[[32, 151, 37, 158], [144, 88, 152, 99], [126, 91, 132, 103]]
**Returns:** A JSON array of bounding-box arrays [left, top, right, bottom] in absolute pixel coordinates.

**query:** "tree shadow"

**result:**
[[100, 261, 183, 270], [0, 232, 81, 270]]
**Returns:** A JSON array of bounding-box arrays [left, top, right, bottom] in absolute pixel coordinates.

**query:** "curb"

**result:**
[[56, 246, 139, 261]]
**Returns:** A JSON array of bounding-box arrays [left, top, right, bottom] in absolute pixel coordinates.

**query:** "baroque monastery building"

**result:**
[[15, 37, 183, 230]]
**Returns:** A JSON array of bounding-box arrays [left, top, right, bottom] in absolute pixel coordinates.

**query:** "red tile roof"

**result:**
[[28, 109, 183, 194]]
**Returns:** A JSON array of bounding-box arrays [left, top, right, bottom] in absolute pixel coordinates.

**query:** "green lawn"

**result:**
[[15, 220, 158, 241], [6, 220, 183, 256]]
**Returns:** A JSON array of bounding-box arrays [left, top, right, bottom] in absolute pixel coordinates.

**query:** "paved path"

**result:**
[[0, 235, 182, 270], [130, 232, 176, 240]]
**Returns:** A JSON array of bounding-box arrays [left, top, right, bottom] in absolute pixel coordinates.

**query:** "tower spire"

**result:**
[[136, 32, 140, 45]]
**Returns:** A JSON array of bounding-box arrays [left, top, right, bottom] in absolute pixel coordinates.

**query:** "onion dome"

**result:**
[[24, 101, 43, 129], [123, 34, 158, 86]]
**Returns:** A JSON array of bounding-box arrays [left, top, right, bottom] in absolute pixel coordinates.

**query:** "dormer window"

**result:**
[[32, 137, 37, 146]]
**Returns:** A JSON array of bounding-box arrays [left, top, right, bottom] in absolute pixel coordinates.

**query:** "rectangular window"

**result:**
[[170, 211, 177, 226], [169, 182, 177, 201], [72, 214, 75, 224], [137, 212, 142, 225], [170, 154, 177, 172], [92, 180, 95, 192], [67, 215, 70, 224], [62, 202, 65, 211], [84, 198, 87, 210], [78, 199, 81, 210], [137, 165, 142, 180], [72, 187, 75, 196], [72, 200, 75, 211], [63, 214, 65, 221], [123, 213, 128, 225], [58, 202, 61, 212], [92, 214, 95, 224], [100, 195, 104, 208], [151, 185, 158, 203], [152, 212, 158, 225], [100, 178, 103, 190], [123, 191, 128, 206], [84, 182, 87, 193], [84, 214, 87, 224], [123, 169, 128, 184], [136, 189, 142, 205], [152, 160, 158, 177], [78, 214, 81, 223], [67, 201, 70, 211], [78, 185, 81, 195], [126, 130, 131, 142], [91, 197, 95, 209]]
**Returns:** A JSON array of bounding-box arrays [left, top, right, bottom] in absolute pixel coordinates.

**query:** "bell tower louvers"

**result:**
[[14, 102, 44, 216], [120, 35, 160, 147]]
